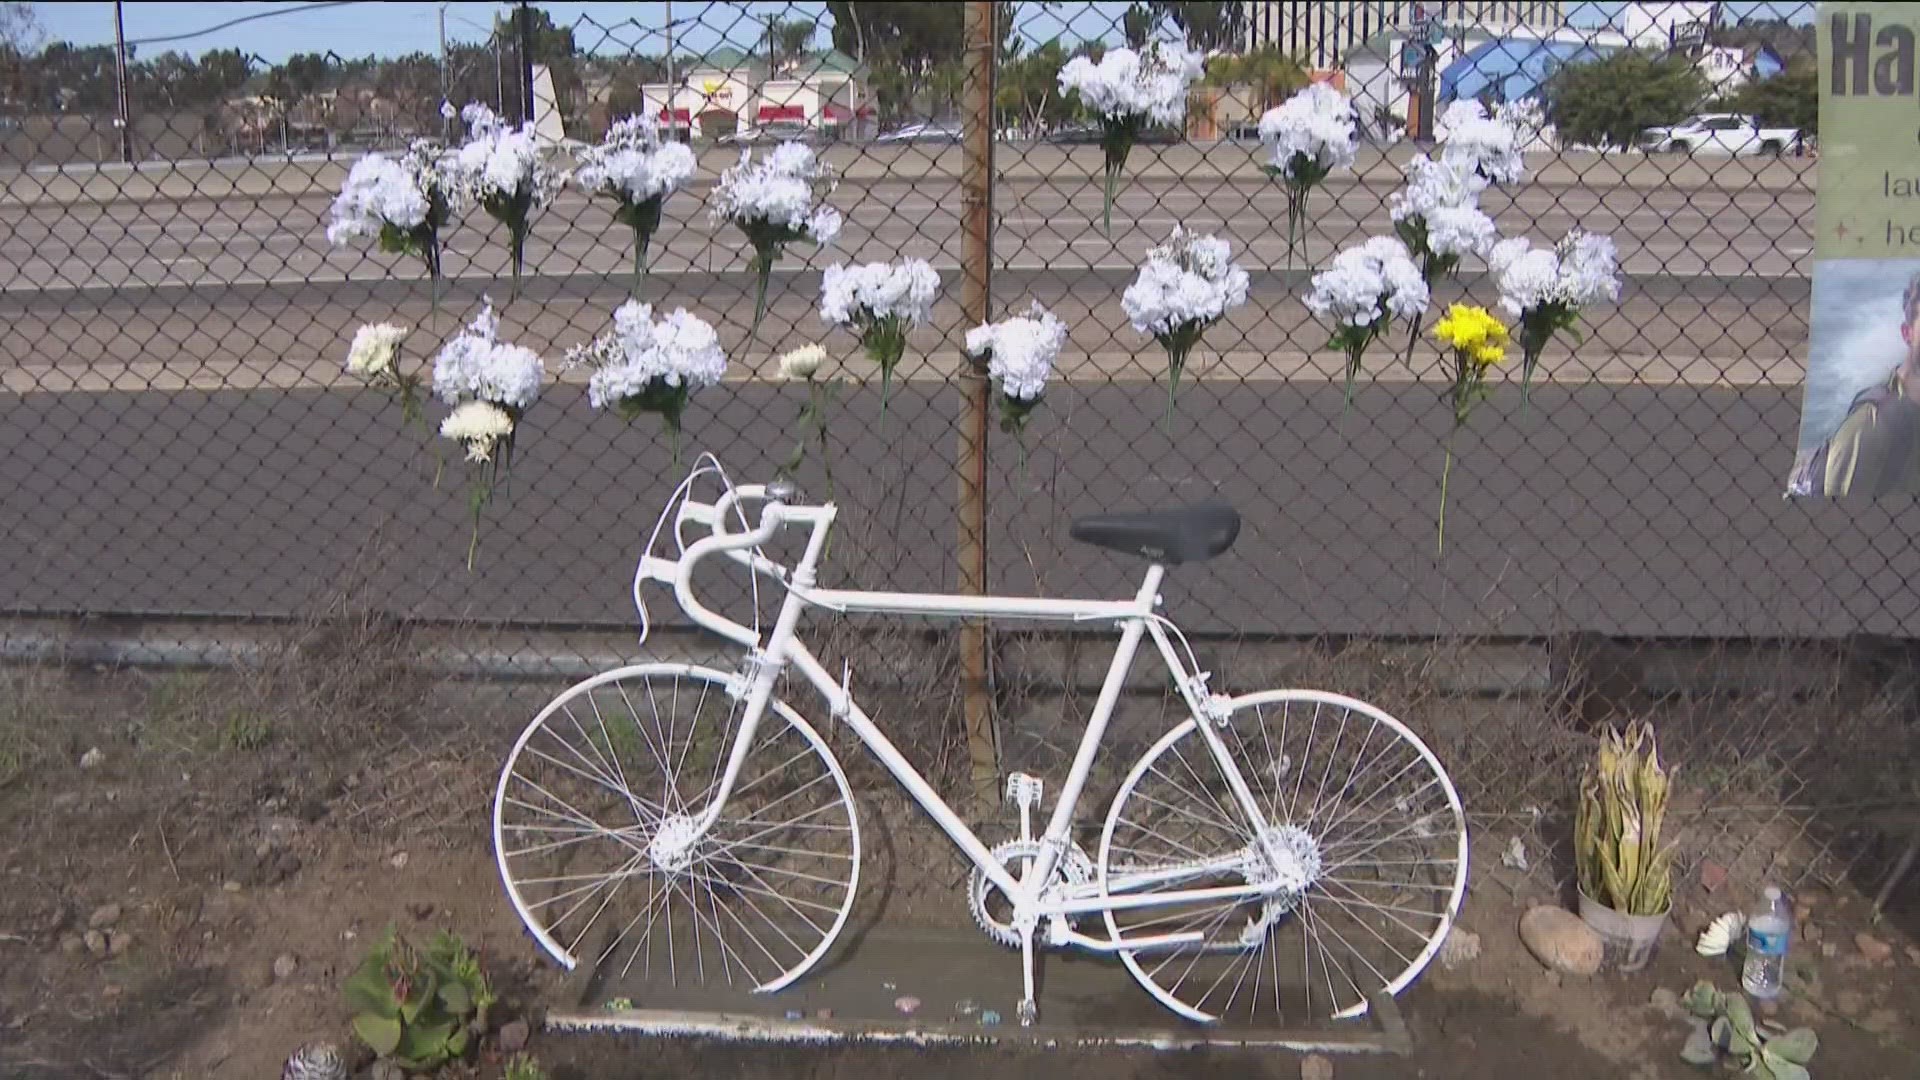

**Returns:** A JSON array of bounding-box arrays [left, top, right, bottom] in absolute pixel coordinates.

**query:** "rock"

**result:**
[[222, 881, 242, 893], [498, 1018, 530, 1053], [254, 840, 273, 860], [60, 935, 85, 956], [1821, 941, 1837, 958], [388, 851, 409, 870], [1794, 899, 1814, 924], [407, 901, 435, 921], [1301, 1054, 1334, 1080], [272, 953, 298, 981], [1500, 837, 1529, 871], [1439, 930, 1481, 969], [1544, 969, 1562, 988], [1648, 987, 1683, 1019], [106, 931, 131, 957], [1698, 860, 1727, 894], [1834, 989, 1868, 1017], [87, 903, 121, 930], [1907, 946, 1920, 967], [83, 930, 107, 958], [1518, 906, 1603, 977], [1855, 931, 1893, 963], [78, 748, 104, 769], [1801, 921, 1822, 944], [370, 1060, 406, 1080]]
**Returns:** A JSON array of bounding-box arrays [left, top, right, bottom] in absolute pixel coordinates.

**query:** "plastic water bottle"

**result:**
[[1741, 885, 1791, 999]]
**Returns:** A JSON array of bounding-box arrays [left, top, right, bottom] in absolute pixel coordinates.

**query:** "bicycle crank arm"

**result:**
[[1049, 924, 1204, 954]]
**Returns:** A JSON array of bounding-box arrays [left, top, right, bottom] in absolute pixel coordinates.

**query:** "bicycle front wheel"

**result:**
[[1099, 689, 1466, 1023], [493, 663, 859, 996]]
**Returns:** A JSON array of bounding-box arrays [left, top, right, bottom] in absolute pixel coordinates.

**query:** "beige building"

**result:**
[[1242, 1, 1565, 69]]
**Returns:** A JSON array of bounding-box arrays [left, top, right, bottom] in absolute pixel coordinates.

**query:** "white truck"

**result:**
[[1638, 113, 1803, 156]]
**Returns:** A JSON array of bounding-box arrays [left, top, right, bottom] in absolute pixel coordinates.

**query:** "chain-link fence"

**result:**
[[2, 2, 1915, 909]]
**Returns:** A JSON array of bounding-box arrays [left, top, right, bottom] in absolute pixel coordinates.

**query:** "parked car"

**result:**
[[1045, 121, 1182, 145], [875, 121, 963, 144], [1637, 113, 1802, 155], [718, 120, 818, 146]]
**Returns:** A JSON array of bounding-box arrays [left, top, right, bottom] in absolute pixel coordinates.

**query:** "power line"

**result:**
[[123, 1, 365, 49]]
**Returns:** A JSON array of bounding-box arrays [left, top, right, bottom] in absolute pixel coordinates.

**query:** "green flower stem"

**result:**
[[749, 249, 775, 340], [1437, 429, 1456, 558], [1343, 342, 1365, 417]]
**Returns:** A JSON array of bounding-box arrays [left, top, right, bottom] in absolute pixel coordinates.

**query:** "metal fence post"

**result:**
[[959, 0, 998, 805], [112, 1, 133, 164]]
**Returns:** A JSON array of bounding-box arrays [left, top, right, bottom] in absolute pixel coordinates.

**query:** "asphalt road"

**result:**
[[3, 380, 1912, 640]]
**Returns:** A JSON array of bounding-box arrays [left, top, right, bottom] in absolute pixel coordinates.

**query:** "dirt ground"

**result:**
[[1, 657, 1916, 1080]]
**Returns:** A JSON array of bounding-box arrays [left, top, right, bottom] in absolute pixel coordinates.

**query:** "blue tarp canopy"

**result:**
[[1438, 38, 1617, 104]]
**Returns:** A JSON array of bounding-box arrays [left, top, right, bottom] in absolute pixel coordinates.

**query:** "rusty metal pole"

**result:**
[[958, 2, 998, 806]]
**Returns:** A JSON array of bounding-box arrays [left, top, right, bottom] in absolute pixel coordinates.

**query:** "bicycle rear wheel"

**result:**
[[1099, 689, 1466, 1023], [493, 664, 859, 996]]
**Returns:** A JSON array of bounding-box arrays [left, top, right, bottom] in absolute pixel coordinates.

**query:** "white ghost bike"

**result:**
[[493, 457, 1467, 1026]]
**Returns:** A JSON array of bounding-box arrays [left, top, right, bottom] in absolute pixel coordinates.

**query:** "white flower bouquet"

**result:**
[[566, 301, 727, 465], [573, 115, 698, 297], [327, 140, 456, 298], [710, 142, 843, 336], [446, 103, 562, 296], [776, 344, 838, 498], [1387, 153, 1497, 364], [1304, 236, 1429, 413], [818, 258, 940, 412], [431, 300, 546, 567], [344, 322, 425, 426], [1121, 227, 1248, 426], [1488, 230, 1621, 408], [1434, 99, 1529, 186], [965, 302, 1066, 469], [1057, 41, 1203, 233], [1257, 83, 1357, 266]]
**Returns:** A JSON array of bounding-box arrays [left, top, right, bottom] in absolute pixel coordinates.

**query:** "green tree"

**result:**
[[1543, 48, 1706, 150], [1722, 61, 1816, 137], [1147, 1, 1244, 51], [996, 37, 1075, 130], [1122, 3, 1155, 48], [763, 17, 817, 73], [1203, 46, 1306, 110], [824, 2, 1015, 118]]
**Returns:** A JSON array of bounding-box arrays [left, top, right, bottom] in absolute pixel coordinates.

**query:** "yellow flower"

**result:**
[[1433, 304, 1508, 357]]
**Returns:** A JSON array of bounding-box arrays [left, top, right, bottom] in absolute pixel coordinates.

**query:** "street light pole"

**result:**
[[438, 3, 450, 137], [112, 1, 133, 163], [666, 0, 677, 140]]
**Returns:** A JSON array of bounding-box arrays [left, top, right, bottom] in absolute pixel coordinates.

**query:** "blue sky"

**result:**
[[27, 2, 1814, 64]]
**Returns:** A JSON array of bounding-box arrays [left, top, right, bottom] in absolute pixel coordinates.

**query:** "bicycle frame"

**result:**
[[640, 484, 1284, 947]]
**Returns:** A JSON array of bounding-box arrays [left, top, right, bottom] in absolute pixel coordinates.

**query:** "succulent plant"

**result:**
[[1575, 719, 1676, 915], [1682, 981, 1818, 1080], [342, 928, 496, 1071]]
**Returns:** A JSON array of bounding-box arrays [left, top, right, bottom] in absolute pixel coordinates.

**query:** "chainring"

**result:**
[[968, 839, 1096, 949]]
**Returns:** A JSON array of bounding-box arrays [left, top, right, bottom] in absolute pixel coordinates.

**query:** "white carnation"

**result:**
[[1122, 227, 1250, 337], [445, 102, 562, 210], [1424, 203, 1498, 260], [1057, 41, 1204, 127], [1257, 83, 1357, 180], [1307, 237, 1429, 328], [431, 300, 545, 410], [1389, 154, 1488, 224], [573, 115, 698, 203], [710, 142, 839, 243], [326, 153, 430, 245], [1491, 230, 1622, 316], [968, 302, 1066, 402], [346, 322, 409, 379], [1435, 99, 1526, 186], [569, 301, 728, 409], [778, 344, 829, 380], [818, 259, 941, 328], [440, 400, 514, 462]]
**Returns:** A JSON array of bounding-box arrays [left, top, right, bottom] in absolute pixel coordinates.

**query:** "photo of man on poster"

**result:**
[[1792, 271, 1920, 497]]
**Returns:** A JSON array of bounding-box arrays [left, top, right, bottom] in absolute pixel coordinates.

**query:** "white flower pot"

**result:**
[[1578, 889, 1670, 972]]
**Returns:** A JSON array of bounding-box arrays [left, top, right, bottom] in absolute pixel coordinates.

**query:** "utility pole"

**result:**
[[665, 1, 678, 140], [112, 1, 133, 163], [957, 1, 997, 805], [438, 3, 450, 137], [517, 0, 535, 125]]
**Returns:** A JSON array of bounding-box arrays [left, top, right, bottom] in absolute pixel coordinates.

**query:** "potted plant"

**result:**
[[1574, 719, 1677, 971]]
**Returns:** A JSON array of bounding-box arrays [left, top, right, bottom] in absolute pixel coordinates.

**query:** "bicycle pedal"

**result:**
[[1004, 773, 1044, 809]]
